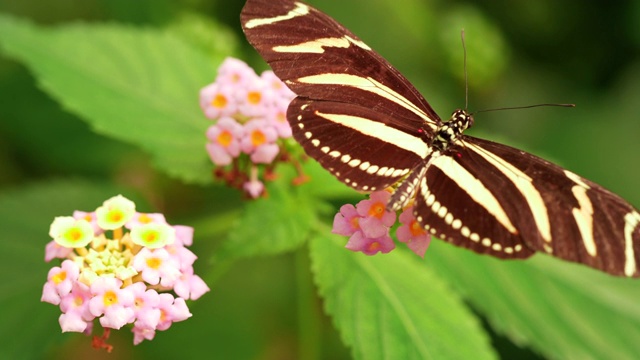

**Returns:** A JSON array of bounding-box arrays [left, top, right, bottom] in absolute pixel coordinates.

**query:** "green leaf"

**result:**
[[310, 233, 497, 360], [0, 14, 233, 184], [212, 179, 318, 264], [428, 240, 640, 360], [0, 179, 140, 360]]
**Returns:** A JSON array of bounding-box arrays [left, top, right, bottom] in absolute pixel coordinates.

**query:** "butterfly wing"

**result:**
[[241, 0, 440, 190], [414, 136, 640, 276]]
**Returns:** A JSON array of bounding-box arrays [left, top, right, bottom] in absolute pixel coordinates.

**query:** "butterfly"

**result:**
[[241, 0, 640, 277]]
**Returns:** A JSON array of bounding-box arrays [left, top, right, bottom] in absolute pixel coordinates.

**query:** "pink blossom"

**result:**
[[206, 117, 244, 166], [332, 204, 361, 236], [345, 231, 396, 255], [174, 268, 210, 300], [260, 70, 295, 99], [216, 57, 259, 87], [73, 210, 102, 235], [129, 282, 161, 330], [243, 179, 264, 198], [41, 260, 79, 305], [237, 81, 274, 117], [59, 282, 94, 333], [240, 119, 279, 164], [200, 83, 237, 119], [132, 248, 181, 287], [156, 294, 192, 331], [44, 240, 73, 262], [264, 98, 292, 138], [126, 212, 167, 229], [89, 278, 135, 329], [173, 225, 194, 246], [356, 191, 396, 238], [132, 325, 156, 345], [396, 207, 431, 258]]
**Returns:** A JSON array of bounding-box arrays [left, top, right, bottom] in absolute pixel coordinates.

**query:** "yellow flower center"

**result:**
[[247, 91, 261, 105], [103, 290, 118, 307], [138, 214, 152, 224], [107, 210, 124, 224], [217, 130, 233, 147], [250, 130, 266, 146], [65, 228, 83, 243], [212, 94, 228, 109], [146, 257, 162, 269], [142, 231, 159, 245], [52, 271, 67, 284]]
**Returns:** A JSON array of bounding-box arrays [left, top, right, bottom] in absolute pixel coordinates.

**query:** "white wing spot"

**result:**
[[461, 226, 470, 237], [367, 165, 379, 174], [452, 219, 461, 230], [481, 238, 491, 247], [359, 161, 371, 171], [321, 146, 330, 153], [329, 150, 340, 158], [341, 154, 351, 163], [623, 211, 640, 276], [348, 159, 361, 167], [304, 132, 312, 139], [437, 206, 447, 218], [311, 139, 320, 147], [515, 244, 523, 252], [470, 233, 480, 242], [492, 243, 503, 251]]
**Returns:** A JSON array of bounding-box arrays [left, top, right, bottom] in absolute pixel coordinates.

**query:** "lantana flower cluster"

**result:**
[[201, 57, 305, 198], [333, 190, 431, 258], [41, 195, 209, 349]]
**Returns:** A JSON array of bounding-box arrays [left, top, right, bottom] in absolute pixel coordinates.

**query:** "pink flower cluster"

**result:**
[[201, 57, 297, 198], [41, 195, 209, 347], [333, 191, 431, 257]]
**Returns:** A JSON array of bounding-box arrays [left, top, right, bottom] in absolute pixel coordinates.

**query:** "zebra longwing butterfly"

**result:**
[[241, 0, 640, 277]]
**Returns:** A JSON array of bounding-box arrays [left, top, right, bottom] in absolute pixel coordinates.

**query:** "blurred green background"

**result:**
[[0, 0, 639, 359]]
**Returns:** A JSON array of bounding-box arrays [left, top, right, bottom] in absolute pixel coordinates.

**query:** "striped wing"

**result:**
[[241, 0, 440, 189], [415, 136, 640, 276]]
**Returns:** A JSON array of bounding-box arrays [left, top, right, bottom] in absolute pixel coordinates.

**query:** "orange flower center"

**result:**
[[409, 219, 426, 236], [107, 210, 124, 223], [66, 228, 83, 242], [350, 216, 360, 229], [367, 242, 381, 252], [212, 94, 228, 109], [247, 91, 261, 105], [368, 202, 385, 219], [217, 130, 233, 147], [251, 130, 266, 146], [52, 271, 67, 284]]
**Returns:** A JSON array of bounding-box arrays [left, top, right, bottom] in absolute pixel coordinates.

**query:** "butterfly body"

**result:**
[[241, 0, 640, 277]]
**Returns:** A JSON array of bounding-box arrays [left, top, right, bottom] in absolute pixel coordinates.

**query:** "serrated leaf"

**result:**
[[0, 180, 140, 360], [310, 233, 497, 360], [212, 180, 318, 264], [0, 14, 233, 184], [427, 240, 640, 360]]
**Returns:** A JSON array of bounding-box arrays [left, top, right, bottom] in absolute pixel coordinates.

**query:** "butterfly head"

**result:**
[[433, 109, 474, 151]]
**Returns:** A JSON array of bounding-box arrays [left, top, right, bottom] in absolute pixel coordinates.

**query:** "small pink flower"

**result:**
[[264, 98, 292, 138], [243, 179, 264, 198], [73, 211, 102, 235], [237, 82, 273, 117], [129, 282, 161, 330], [44, 240, 73, 262], [59, 282, 94, 333], [41, 260, 80, 305], [199, 83, 237, 119], [345, 231, 395, 255], [126, 212, 167, 229], [356, 191, 396, 238], [156, 294, 192, 331], [132, 325, 156, 345], [206, 117, 244, 166], [240, 119, 279, 164], [397, 207, 431, 258], [260, 70, 295, 99], [174, 268, 210, 300], [173, 225, 194, 247], [132, 248, 181, 287], [332, 204, 361, 236], [216, 57, 259, 87], [89, 278, 135, 329]]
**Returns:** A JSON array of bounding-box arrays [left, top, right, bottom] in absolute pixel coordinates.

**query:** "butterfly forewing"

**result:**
[[241, 0, 441, 136]]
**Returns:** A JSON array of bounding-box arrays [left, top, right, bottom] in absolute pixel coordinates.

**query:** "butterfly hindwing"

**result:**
[[416, 136, 640, 276]]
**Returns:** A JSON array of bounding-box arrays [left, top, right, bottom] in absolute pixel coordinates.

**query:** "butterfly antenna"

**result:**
[[474, 103, 575, 114], [461, 29, 469, 111]]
